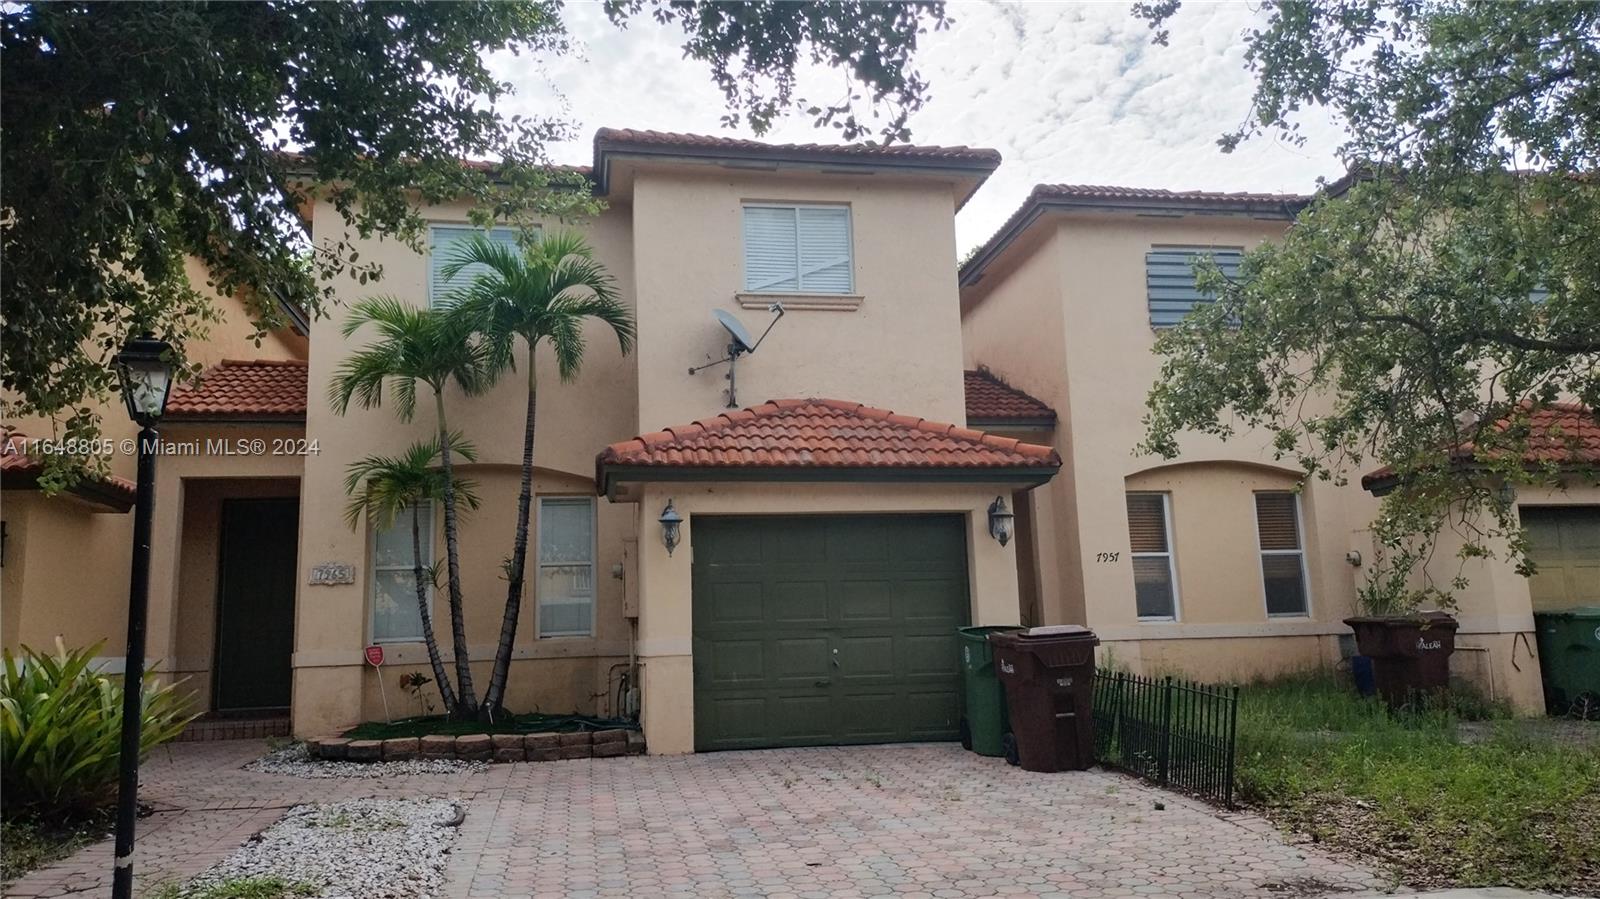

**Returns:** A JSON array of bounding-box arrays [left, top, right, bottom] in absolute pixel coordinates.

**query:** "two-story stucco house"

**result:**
[[957, 182, 1598, 713], [4, 128, 1067, 754]]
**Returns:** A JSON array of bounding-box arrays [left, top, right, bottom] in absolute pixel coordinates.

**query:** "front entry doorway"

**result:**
[[213, 497, 299, 713]]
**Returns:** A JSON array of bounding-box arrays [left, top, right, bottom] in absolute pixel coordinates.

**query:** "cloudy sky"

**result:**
[[490, 2, 1349, 252]]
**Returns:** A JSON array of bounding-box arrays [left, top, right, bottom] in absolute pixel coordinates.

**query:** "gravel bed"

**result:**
[[246, 744, 487, 779], [179, 798, 463, 899]]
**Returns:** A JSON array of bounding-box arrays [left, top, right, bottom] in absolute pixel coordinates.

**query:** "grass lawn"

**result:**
[[1, 815, 110, 882], [342, 711, 637, 740], [1236, 675, 1600, 894]]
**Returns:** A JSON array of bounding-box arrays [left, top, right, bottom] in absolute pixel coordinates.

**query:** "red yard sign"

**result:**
[[364, 645, 384, 667]]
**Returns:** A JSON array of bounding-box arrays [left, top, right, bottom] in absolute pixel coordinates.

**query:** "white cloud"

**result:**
[[489, 1, 1347, 252]]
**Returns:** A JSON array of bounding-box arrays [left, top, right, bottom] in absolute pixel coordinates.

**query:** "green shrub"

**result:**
[[1, 640, 195, 821]]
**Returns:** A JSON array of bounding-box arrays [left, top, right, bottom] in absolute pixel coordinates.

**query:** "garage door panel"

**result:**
[[705, 581, 765, 627], [837, 579, 895, 622], [827, 519, 892, 563], [766, 519, 829, 562], [901, 634, 961, 677], [836, 692, 900, 741], [904, 689, 962, 736], [837, 634, 896, 679], [693, 514, 970, 751], [771, 580, 828, 625], [892, 517, 967, 565], [773, 637, 831, 681], [702, 639, 766, 685], [898, 577, 968, 623]]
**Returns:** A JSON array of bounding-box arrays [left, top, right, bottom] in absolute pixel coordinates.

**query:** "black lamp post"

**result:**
[[110, 333, 174, 899]]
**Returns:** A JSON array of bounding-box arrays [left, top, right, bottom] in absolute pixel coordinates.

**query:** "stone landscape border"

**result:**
[[308, 728, 644, 763]]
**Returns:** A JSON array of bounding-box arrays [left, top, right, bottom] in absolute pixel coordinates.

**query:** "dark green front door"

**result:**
[[692, 514, 969, 751], [213, 498, 299, 713]]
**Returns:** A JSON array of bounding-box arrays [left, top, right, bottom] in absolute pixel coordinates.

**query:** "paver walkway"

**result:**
[[4, 740, 1385, 899]]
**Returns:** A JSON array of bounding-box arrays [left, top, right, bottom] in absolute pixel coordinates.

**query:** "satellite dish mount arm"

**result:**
[[686, 303, 786, 408]]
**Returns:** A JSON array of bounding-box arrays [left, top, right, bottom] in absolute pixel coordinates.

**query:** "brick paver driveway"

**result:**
[[5, 740, 1383, 899]]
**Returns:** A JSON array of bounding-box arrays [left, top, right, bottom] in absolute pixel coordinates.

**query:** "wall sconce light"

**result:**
[[1497, 481, 1518, 508], [1345, 550, 1363, 568], [988, 496, 1015, 547], [659, 498, 683, 556]]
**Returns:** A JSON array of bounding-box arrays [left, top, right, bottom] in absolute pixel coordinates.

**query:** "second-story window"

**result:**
[[1146, 245, 1244, 328], [428, 225, 524, 307], [742, 204, 854, 294]]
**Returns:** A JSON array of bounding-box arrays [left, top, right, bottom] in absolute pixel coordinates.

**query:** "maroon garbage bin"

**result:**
[[1343, 611, 1459, 710], [990, 625, 1099, 772]]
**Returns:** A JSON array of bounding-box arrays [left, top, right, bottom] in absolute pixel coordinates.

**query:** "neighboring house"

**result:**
[[957, 182, 1598, 713], [5, 130, 1055, 754], [2, 261, 309, 723]]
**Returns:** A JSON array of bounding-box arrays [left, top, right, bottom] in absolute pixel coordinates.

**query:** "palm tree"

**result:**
[[330, 299, 490, 718], [442, 231, 635, 719], [342, 436, 482, 715]]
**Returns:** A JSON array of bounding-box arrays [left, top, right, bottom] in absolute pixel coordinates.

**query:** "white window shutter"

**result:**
[[796, 207, 852, 293], [742, 207, 799, 292]]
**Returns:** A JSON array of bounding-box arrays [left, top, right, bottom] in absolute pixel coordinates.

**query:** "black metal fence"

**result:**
[[1092, 671, 1240, 807]]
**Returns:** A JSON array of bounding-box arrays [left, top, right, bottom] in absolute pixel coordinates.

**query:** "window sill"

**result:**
[[737, 292, 863, 312]]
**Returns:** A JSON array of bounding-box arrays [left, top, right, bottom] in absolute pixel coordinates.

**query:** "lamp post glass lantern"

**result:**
[[113, 333, 175, 426], [110, 333, 173, 899]]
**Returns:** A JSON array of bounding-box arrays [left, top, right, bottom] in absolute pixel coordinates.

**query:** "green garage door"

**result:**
[[1524, 506, 1600, 611], [692, 514, 969, 751]]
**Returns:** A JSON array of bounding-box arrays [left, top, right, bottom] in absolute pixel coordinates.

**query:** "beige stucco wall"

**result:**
[[961, 230, 1079, 626], [628, 480, 1027, 754], [629, 168, 969, 429], [293, 194, 642, 735]]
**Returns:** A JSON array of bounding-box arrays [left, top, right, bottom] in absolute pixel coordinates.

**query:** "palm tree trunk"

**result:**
[[434, 391, 478, 717], [482, 364, 537, 719], [412, 503, 458, 713]]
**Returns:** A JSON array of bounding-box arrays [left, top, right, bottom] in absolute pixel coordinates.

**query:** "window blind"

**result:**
[[1126, 493, 1170, 553], [1255, 492, 1302, 551], [428, 225, 522, 307]]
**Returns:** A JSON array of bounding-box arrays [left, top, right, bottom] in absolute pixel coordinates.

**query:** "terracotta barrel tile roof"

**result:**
[[593, 128, 1002, 166], [599, 399, 1059, 493], [964, 370, 1056, 426], [1362, 403, 1600, 493], [166, 359, 308, 420], [1031, 183, 1310, 205], [1, 428, 137, 511]]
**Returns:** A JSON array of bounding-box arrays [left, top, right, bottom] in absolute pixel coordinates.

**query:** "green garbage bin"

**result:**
[[1534, 607, 1600, 718], [958, 625, 1024, 756]]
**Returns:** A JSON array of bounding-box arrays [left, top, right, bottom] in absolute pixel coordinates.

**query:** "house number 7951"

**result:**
[[1095, 552, 1120, 563]]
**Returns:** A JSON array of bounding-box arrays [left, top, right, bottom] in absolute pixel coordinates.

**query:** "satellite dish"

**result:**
[[689, 303, 786, 407], [714, 308, 757, 355]]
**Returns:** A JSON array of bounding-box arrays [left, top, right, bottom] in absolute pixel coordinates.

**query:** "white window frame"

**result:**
[[741, 203, 856, 294], [536, 496, 597, 639], [427, 223, 527, 308], [1128, 491, 1181, 622], [1253, 490, 1313, 618], [370, 501, 433, 644]]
